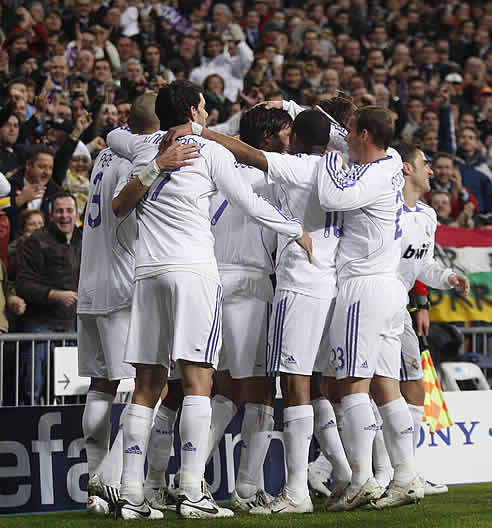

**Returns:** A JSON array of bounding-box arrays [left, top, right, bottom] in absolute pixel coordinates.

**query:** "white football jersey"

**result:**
[[211, 163, 276, 275], [318, 148, 404, 283], [282, 99, 350, 163], [263, 152, 340, 299], [108, 129, 302, 274], [77, 149, 136, 314], [398, 201, 453, 293]]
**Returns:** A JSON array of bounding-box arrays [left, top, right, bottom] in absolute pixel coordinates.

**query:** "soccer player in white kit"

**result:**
[[369, 143, 470, 508], [206, 106, 293, 510], [162, 108, 352, 515], [111, 81, 311, 520], [77, 149, 136, 514]]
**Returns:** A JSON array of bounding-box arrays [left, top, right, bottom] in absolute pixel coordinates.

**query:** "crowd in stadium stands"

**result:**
[[0, 0, 491, 401]]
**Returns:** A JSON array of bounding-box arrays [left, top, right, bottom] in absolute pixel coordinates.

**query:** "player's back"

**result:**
[[264, 152, 341, 299], [325, 148, 405, 282], [398, 201, 437, 292], [211, 163, 276, 275], [78, 149, 136, 314]]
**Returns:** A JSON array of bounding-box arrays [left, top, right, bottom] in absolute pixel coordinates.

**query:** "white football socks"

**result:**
[[341, 393, 376, 488], [120, 403, 154, 504], [283, 405, 313, 503], [236, 403, 274, 499], [100, 405, 127, 488], [179, 395, 212, 501], [82, 390, 114, 477], [378, 397, 416, 485], [313, 397, 352, 485], [205, 394, 237, 464], [144, 404, 178, 490], [407, 403, 424, 455], [370, 399, 393, 489]]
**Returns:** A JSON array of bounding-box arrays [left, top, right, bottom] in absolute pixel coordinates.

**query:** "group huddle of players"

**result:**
[[76, 80, 470, 519]]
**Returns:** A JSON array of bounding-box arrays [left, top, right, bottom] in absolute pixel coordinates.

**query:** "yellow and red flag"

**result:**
[[419, 335, 453, 433]]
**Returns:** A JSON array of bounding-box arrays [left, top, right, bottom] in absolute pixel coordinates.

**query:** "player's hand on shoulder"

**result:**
[[156, 141, 200, 171], [295, 231, 313, 264], [449, 274, 471, 296], [160, 123, 194, 152]]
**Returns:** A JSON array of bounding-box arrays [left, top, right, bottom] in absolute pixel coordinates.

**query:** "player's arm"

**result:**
[[262, 151, 316, 190], [213, 150, 312, 262], [417, 226, 470, 295], [112, 142, 200, 217], [409, 281, 430, 336], [106, 127, 138, 160], [317, 152, 385, 211], [160, 123, 269, 171]]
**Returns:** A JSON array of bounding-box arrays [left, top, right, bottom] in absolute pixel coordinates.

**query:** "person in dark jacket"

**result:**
[[6, 145, 61, 241], [16, 191, 81, 404]]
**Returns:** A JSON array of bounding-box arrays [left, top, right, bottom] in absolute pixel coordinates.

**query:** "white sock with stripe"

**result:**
[[341, 393, 376, 488], [205, 395, 237, 465], [378, 397, 417, 485], [179, 395, 212, 502], [370, 399, 393, 489], [313, 397, 352, 485], [283, 405, 313, 503], [407, 403, 425, 455]]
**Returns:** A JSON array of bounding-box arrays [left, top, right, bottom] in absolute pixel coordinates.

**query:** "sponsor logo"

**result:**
[[182, 441, 197, 452], [402, 243, 430, 260], [283, 355, 297, 365], [360, 360, 368, 369], [181, 501, 219, 515], [122, 503, 151, 517], [401, 426, 414, 435], [321, 419, 337, 431], [364, 424, 379, 431], [124, 445, 142, 455], [411, 359, 420, 370]]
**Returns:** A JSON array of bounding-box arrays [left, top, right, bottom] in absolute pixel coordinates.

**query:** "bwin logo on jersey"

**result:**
[[182, 441, 197, 452], [403, 243, 430, 260]]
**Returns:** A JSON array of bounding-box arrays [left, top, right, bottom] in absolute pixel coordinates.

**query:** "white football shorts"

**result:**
[[329, 276, 406, 380], [217, 269, 273, 379], [78, 307, 135, 380], [124, 272, 223, 369], [400, 309, 424, 382], [267, 289, 336, 376]]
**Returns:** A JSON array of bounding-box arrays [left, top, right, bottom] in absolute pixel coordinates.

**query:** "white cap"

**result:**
[[445, 72, 463, 84], [73, 140, 91, 160]]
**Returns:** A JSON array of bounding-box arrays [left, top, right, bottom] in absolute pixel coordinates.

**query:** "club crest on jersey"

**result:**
[[402, 242, 430, 259]]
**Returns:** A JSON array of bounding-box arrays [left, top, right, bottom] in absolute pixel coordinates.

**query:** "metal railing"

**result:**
[[0, 332, 77, 407], [460, 327, 492, 356]]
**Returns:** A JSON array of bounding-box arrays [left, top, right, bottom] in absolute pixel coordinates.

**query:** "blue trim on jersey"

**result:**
[[346, 303, 352, 376], [205, 286, 222, 363], [400, 351, 409, 381], [352, 301, 360, 376], [211, 199, 229, 225], [403, 204, 423, 213], [270, 297, 287, 373], [261, 195, 301, 225]]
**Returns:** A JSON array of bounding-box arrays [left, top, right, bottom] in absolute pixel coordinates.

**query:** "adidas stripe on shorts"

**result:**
[[124, 271, 223, 369], [267, 289, 336, 376], [329, 276, 406, 380]]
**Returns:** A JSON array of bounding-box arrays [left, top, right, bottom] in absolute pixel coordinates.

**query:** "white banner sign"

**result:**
[[54, 347, 134, 396], [415, 391, 492, 484]]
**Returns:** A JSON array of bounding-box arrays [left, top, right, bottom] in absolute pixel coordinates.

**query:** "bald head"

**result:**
[[128, 93, 160, 134]]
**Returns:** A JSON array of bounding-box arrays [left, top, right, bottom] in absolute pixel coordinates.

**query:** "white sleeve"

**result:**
[[230, 41, 254, 80], [417, 220, 454, 289], [0, 172, 11, 197], [210, 147, 303, 239], [209, 111, 241, 136], [113, 161, 134, 199], [318, 153, 388, 211], [263, 152, 316, 190], [107, 128, 137, 161], [282, 99, 307, 120]]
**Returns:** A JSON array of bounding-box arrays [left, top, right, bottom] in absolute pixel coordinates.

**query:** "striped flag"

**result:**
[[429, 226, 492, 323], [419, 334, 453, 433]]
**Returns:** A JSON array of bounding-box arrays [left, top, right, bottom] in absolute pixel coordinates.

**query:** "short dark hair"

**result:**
[[317, 96, 357, 129], [155, 80, 202, 130], [354, 106, 395, 149], [432, 151, 454, 164], [292, 109, 331, 149], [51, 190, 78, 211], [393, 141, 419, 165], [305, 55, 323, 68], [27, 145, 54, 165], [239, 106, 292, 148]]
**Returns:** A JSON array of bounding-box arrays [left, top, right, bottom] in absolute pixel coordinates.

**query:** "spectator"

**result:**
[[278, 62, 310, 104], [0, 105, 23, 176], [203, 74, 232, 124], [429, 190, 459, 226], [62, 144, 91, 220], [16, 191, 81, 404], [427, 152, 479, 218], [6, 145, 60, 240]]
